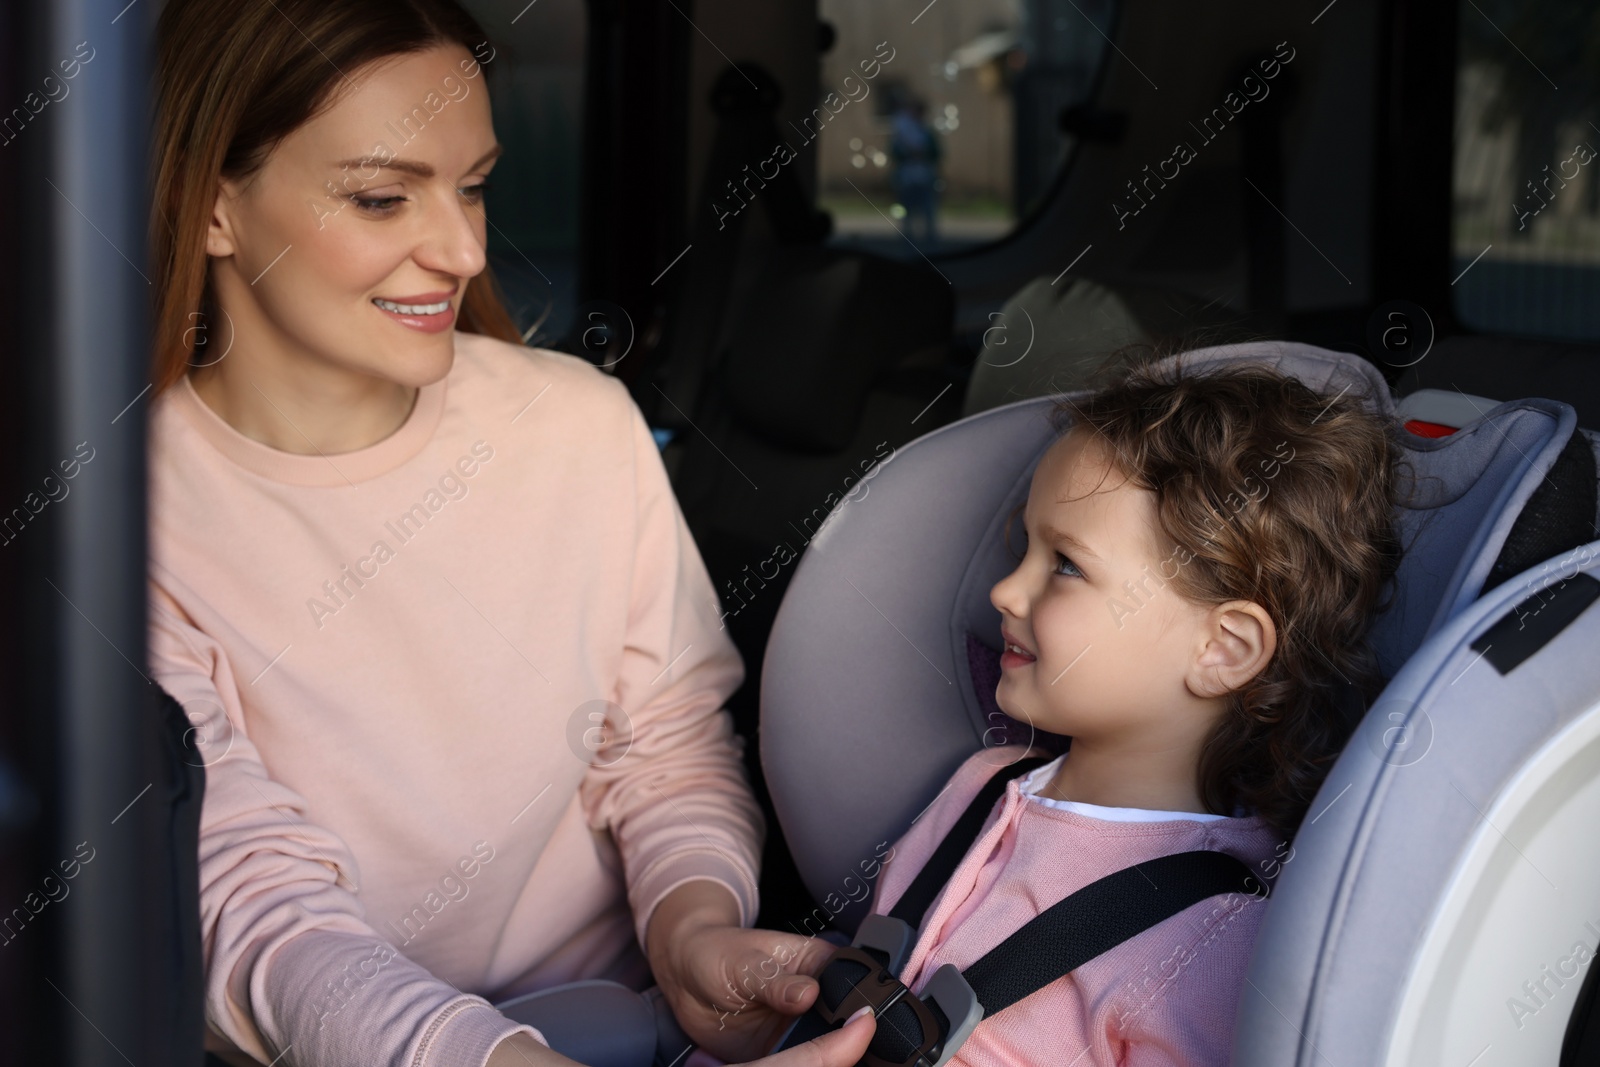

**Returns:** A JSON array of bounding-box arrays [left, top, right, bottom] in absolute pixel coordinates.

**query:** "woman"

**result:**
[[148, 1, 875, 1064]]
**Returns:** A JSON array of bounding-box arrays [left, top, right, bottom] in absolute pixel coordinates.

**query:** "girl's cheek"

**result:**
[[1031, 596, 1077, 654]]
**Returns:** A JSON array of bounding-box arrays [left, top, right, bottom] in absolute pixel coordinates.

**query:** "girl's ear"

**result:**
[[1186, 600, 1276, 699]]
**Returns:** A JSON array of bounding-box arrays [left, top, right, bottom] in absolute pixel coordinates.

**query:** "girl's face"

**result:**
[[203, 44, 500, 389], [989, 428, 1221, 742]]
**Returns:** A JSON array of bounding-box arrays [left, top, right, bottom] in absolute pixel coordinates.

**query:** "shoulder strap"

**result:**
[[888, 755, 1052, 930], [858, 849, 1268, 1064], [783, 754, 1269, 1065], [961, 849, 1267, 1016]]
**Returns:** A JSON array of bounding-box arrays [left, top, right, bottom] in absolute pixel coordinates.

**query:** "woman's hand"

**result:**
[[486, 1007, 877, 1067], [486, 1032, 583, 1067], [644, 881, 843, 1062]]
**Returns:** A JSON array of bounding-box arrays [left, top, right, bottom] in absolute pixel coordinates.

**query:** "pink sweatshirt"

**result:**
[[870, 749, 1285, 1067], [149, 331, 763, 1066]]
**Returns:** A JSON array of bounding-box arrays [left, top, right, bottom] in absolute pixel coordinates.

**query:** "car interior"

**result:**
[[4, 0, 1600, 1063]]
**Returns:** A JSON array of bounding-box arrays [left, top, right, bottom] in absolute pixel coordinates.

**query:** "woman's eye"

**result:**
[[1053, 553, 1082, 578], [349, 181, 490, 216], [352, 195, 405, 214]]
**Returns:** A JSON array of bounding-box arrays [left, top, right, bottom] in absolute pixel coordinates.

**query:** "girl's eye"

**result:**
[[460, 181, 490, 201], [1054, 553, 1083, 578]]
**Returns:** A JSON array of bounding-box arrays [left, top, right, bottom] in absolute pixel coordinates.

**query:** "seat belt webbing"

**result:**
[[854, 850, 1265, 1064], [888, 756, 1051, 931], [779, 755, 1270, 1064], [960, 849, 1265, 1016]]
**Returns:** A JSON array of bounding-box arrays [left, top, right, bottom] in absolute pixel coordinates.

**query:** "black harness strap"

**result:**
[[779, 753, 1270, 1066], [888, 756, 1052, 931], [960, 849, 1266, 1016]]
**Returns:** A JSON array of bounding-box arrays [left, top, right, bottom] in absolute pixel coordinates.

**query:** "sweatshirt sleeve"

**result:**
[[150, 585, 545, 1067], [577, 397, 763, 949], [1114, 891, 1268, 1067]]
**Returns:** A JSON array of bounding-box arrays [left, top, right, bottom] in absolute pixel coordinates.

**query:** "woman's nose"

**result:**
[[419, 189, 489, 279]]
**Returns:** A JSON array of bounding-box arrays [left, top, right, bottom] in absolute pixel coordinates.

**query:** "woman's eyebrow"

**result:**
[[331, 143, 504, 178]]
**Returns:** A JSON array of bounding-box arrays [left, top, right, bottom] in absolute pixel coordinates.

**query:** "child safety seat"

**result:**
[[758, 341, 1600, 1065]]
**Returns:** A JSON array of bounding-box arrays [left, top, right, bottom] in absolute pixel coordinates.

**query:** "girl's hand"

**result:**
[[645, 881, 842, 1062]]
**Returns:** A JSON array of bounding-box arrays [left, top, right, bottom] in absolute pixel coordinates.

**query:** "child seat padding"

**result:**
[[1232, 546, 1600, 1065]]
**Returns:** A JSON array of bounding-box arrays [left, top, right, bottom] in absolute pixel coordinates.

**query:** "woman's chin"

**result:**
[[363, 343, 456, 389]]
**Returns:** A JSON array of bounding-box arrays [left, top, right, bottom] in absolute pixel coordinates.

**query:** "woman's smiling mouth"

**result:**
[[372, 293, 456, 333], [374, 297, 451, 315]]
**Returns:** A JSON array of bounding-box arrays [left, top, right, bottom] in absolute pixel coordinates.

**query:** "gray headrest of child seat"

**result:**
[[760, 340, 1584, 936]]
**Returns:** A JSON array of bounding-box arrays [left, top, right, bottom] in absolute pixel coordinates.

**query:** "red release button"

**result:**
[[1404, 419, 1457, 438]]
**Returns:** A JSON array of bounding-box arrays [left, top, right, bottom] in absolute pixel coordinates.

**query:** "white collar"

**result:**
[[1018, 755, 1234, 822]]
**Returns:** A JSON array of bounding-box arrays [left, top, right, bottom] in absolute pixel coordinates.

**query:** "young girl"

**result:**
[[861, 355, 1405, 1066]]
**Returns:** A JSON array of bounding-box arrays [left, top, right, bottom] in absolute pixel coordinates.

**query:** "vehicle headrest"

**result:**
[[723, 246, 953, 454]]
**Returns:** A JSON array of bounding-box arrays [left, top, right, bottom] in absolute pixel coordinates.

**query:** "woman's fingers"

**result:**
[[739, 1007, 876, 1067]]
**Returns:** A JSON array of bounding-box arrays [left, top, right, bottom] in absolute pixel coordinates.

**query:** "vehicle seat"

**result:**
[[759, 340, 1600, 1061], [1231, 498, 1600, 1062], [960, 274, 1246, 418], [494, 981, 692, 1067]]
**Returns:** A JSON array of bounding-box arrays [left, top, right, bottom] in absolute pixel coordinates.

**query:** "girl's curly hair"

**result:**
[[1048, 348, 1408, 839]]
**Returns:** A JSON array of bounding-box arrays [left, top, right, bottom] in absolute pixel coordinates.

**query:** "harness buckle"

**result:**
[[785, 915, 983, 1067]]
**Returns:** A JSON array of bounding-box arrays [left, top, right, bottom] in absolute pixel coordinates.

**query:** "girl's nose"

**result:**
[[990, 564, 1028, 619]]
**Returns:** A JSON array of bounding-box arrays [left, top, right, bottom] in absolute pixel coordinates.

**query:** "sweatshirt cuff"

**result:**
[[633, 852, 760, 949], [416, 996, 547, 1067]]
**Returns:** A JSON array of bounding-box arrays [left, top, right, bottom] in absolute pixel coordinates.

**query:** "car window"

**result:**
[[816, 0, 1116, 257], [1452, 0, 1600, 341], [463, 0, 585, 345]]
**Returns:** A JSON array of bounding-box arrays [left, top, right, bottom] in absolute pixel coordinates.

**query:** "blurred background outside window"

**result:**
[[817, 0, 1115, 256], [1452, 0, 1600, 341], [464, 0, 585, 345]]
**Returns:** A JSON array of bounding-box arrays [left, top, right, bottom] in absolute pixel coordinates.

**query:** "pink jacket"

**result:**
[[150, 332, 762, 1066], [870, 749, 1286, 1067]]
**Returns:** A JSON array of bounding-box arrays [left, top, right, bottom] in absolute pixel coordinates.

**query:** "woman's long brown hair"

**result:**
[[150, 0, 524, 396]]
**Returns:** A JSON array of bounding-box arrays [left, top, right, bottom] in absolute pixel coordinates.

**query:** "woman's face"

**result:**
[[204, 43, 500, 389]]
